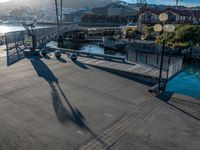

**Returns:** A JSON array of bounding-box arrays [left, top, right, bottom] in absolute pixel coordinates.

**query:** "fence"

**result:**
[[191, 46, 200, 57], [128, 42, 178, 54], [0, 35, 5, 46], [167, 58, 183, 79], [127, 50, 183, 79], [127, 50, 178, 70]]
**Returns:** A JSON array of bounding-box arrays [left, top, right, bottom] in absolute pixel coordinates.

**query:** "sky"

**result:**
[[0, 0, 199, 7]]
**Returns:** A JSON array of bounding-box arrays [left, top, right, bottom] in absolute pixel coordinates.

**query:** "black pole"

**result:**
[[158, 39, 165, 91], [60, 0, 63, 28], [55, 0, 60, 33]]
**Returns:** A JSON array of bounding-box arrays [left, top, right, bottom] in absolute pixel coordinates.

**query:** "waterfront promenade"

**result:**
[[0, 50, 199, 150]]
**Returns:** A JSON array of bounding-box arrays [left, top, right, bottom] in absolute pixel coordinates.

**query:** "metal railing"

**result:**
[[191, 46, 200, 57], [128, 50, 171, 70], [167, 58, 183, 79], [0, 35, 5, 45], [127, 50, 183, 79], [49, 47, 126, 63], [4, 24, 78, 50]]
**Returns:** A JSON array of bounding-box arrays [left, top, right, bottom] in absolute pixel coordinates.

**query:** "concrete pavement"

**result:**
[[0, 53, 199, 150]]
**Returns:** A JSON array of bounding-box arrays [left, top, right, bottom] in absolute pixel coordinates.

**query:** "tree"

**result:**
[[124, 27, 136, 41], [156, 25, 200, 49]]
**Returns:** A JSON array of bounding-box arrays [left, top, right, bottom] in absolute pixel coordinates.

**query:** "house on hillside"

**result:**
[[193, 10, 200, 24], [138, 8, 200, 32], [164, 8, 194, 24]]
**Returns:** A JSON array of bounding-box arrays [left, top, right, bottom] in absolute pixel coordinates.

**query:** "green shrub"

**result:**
[[153, 25, 200, 48]]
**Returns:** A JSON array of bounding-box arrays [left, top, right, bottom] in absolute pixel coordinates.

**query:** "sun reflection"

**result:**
[[0, 26, 11, 34], [0, 0, 10, 3]]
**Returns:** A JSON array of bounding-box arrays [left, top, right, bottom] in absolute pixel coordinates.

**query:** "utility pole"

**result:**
[[176, 0, 181, 9], [176, 0, 178, 9], [60, 0, 63, 28], [132, 0, 135, 22]]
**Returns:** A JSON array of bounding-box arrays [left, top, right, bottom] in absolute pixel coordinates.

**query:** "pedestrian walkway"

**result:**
[[78, 57, 167, 80], [0, 54, 199, 150]]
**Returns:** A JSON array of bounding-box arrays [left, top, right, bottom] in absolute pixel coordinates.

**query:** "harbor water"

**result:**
[[166, 61, 200, 99], [0, 25, 51, 35], [80, 44, 125, 56]]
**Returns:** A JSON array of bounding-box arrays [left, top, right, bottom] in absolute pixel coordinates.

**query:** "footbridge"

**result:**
[[3, 25, 122, 50], [2, 24, 122, 64]]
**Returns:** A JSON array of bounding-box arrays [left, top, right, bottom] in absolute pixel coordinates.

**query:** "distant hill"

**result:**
[[0, 0, 114, 15], [61, 0, 113, 8], [47, 0, 114, 8]]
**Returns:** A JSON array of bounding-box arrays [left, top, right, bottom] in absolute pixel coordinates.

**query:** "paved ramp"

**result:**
[[78, 57, 167, 83]]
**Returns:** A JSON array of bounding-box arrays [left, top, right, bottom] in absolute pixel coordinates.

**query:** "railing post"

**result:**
[[135, 50, 138, 62], [146, 53, 148, 64], [5, 33, 10, 65], [156, 53, 159, 65], [168, 54, 171, 65]]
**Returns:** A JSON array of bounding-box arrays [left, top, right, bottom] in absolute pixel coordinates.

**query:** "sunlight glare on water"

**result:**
[[0, 26, 11, 34]]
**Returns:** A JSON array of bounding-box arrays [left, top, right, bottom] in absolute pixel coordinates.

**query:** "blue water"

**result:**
[[166, 62, 200, 99], [80, 44, 124, 56]]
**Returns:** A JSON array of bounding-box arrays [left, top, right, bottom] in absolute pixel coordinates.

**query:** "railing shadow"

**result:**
[[57, 57, 67, 63], [157, 92, 200, 122], [87, 64, 154, 86], [72, 60, 89, 70], [29, 57, 106, 146]]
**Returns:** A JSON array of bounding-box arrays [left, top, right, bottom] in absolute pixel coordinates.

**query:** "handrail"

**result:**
[[49, 47, 126, 63], [167, 58, 183, 79], [168, 57, 183, 66]]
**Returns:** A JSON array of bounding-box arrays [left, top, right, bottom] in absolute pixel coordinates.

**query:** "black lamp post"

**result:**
[[154, 13, 175, 93]]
